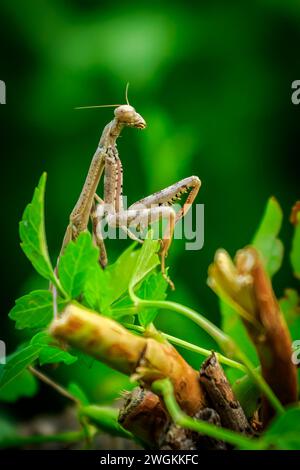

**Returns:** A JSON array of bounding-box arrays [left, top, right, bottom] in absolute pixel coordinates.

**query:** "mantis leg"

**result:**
[[58, 147, 106, 260], [120, 225, 144, 244], [94, 176, 201, 288], [105, 206, 176, 288], [91, 200, 108, 268], [128, 175, 201, 222], [94, 193, 104, 205], [125, 176, 201, 288]]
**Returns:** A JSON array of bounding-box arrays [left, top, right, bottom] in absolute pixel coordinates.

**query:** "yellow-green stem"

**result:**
[[124, 323, 246, 373]]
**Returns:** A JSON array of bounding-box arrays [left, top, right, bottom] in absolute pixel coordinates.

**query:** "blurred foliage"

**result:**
[[0, 0, 299, 423]]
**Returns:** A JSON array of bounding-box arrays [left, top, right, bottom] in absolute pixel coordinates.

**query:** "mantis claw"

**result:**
[[158, 239, 175, 290]]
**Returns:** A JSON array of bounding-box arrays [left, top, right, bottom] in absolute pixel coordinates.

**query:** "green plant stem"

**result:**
[[152, 378, 265, 450], [129, 294, 230, 351], [0, 429, 86, 449], [54, 274, 68, 299], [28, 366, 80, 404], [235, 350, 284, 415], [80, 405, 134, 440], [124, 323, 246, 373], [130, 293, 284, 416]]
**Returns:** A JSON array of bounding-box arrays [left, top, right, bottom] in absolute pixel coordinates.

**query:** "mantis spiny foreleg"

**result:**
[[95, 175, 201, 289]]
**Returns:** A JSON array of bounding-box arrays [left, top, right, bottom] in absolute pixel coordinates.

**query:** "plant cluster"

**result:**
[[0, 174, 300, 450]]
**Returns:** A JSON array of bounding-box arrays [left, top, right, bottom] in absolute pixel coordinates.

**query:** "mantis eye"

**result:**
[[114, 105, 136, 122]]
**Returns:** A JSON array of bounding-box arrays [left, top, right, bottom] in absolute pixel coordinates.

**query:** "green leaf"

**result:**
[[84, 244, 140, 314], [19, 173, 56, 285], [38, 346, 77, 366], [138, 272, 168, 327], [101, 244, 141, 311], [262, 407, 300, 449], [252, 197, 284, 277], [59, 232, 99, 298], [129, 232, 160, 290], [0, 369, 38, 402], [108, 296, 137, 319], [9, 290, 68, 330], [0, 345, 40, 390], [83, 263, 106, 313], [279, 289, 300, 341], [30, 331, 77, 366], [110, 271, 168, 324], [220, 301, 258, 382], [0, 330, 78, 392], [290, 212, 300, 279], [68, 383, 89, 405], [233, 371, 260, 418], [30, 331, 52, 346], [84, 240, 159, 316]]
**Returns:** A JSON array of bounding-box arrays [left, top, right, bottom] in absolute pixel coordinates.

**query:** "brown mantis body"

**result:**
[[59, 99, 201, 288]]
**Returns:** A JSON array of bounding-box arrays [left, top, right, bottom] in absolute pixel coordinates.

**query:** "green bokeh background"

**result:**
[[0, 0, 299, 417]]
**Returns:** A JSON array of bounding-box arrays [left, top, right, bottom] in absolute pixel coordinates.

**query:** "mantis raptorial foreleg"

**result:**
[[94, 175, 201, 288], [128, 175, 201, 223]]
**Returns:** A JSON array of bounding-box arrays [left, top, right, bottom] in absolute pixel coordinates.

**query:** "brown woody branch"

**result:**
[[118, 388, 169, 448], [199, 352, 253, 435], [119, 387, 227, 450]]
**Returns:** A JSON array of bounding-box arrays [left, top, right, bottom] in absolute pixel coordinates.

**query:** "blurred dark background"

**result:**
[[0, 0, 299, 420]]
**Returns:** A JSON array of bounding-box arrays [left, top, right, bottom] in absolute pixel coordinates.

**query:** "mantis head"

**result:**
[[114, 105, 146, 129], [75, 83, 146, 129]]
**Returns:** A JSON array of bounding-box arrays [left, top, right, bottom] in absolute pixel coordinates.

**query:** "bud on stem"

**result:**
[[209, 246, 298, 423]]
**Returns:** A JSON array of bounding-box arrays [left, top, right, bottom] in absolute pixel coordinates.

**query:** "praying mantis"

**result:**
[[58, 87, 201, 289]]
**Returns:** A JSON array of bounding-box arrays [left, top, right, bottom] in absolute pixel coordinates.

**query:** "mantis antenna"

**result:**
[[125, 82, 130, 105], [75, 104, 122, 110], [75, 83, 131, 110]]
